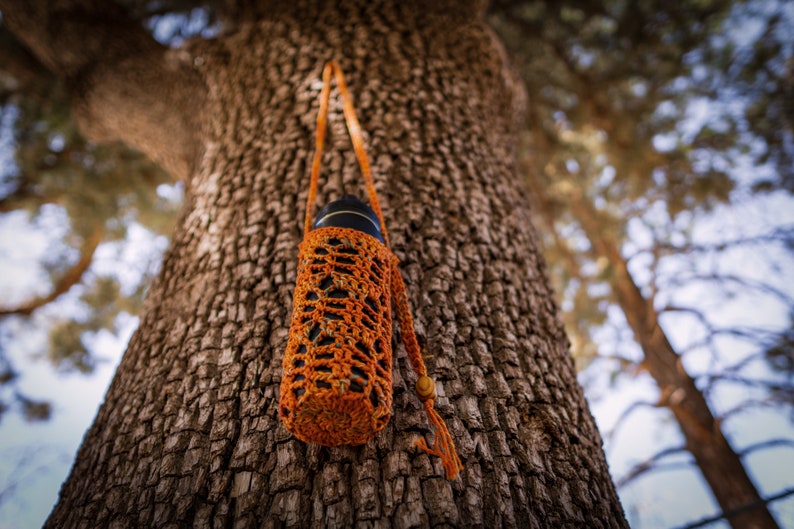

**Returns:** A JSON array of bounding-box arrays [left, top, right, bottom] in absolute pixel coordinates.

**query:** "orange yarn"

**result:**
[[279, 60, 463, 479], [280, 227, 397, 445]]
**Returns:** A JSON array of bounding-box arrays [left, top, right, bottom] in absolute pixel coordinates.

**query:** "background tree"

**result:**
[[1, 0, 629, 527], [491, 0, 793, 527]]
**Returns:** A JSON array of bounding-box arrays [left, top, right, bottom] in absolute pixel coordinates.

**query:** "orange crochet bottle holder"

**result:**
[[280, 226, 397, 445], [279, 60, 463, 478]]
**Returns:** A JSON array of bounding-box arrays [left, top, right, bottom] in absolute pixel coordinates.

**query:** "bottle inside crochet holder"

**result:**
[[280, 194, 394, 447], [313, 195, 383, 242]]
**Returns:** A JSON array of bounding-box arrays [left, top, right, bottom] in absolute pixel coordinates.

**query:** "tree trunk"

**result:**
[[568, 195, 780, 529], [17, 1, 626, 527]]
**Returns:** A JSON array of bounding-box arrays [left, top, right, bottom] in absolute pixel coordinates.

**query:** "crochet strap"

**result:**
[[304, 60, 462, 479], [305, 60, 389, 245]]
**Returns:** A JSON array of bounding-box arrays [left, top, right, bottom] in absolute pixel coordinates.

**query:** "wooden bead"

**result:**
[[416, 376, 436, 402]]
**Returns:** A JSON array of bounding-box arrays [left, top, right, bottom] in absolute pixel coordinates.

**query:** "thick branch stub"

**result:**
[[0, 0, 206, 180], [69, 47, 206, 180]]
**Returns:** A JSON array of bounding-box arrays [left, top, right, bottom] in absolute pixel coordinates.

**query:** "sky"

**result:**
[[0, 215, 160, 529], [0, 332, 125, 528]]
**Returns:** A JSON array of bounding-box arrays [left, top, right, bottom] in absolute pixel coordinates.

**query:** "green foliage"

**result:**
[[0, 30, 182, 421], [45, 277, 151, 373], [704, 1, 794, 191], [16, 393, 51, 422]]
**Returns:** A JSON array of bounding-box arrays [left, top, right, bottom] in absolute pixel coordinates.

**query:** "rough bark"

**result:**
[[8, 1, 627, 527], [0, 0, 206, 180], [565, 193, 780, 529]]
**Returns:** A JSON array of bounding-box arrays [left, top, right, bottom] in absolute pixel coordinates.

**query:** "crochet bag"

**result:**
[[279, 60, 462, 478]]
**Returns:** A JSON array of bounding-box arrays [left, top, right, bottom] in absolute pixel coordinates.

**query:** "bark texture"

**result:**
[[16, 1, 627, 527]]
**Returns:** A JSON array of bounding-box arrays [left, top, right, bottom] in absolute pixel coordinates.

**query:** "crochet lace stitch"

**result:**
[[278, 60, 462, 479]]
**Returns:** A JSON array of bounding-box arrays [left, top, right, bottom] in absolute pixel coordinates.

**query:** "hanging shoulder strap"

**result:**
[[305, 60, 462, 479], [304, 60, 389, 245]]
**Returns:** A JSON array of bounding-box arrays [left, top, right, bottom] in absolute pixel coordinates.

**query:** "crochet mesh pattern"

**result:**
[[278, 60, 462, 479], [280, 228, 397, 446]]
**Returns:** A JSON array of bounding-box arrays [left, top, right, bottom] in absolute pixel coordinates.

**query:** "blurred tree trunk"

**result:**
[[4, 1, 627, 527], [554, 188, 780, 529]]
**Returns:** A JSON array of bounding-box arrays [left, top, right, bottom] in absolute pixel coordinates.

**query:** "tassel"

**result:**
[[416, 391, 464, 479], [392, 266, 463, 479]]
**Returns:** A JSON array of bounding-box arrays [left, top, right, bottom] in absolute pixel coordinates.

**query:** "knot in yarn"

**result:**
[[415, 376, 436, 402]]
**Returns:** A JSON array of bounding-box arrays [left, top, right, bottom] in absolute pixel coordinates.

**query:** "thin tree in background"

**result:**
[[492, 1, 792, 527]]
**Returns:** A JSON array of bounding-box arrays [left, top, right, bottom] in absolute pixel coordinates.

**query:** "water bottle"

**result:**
[[313, 195, 384, 242]]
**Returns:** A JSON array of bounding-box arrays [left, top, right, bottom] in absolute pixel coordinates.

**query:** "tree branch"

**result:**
[[0, 0, 207, 180], [738, 438, 794, 458], [616, 445, 689, 488], [674, 487, 794, 529], [663, 272, 794, 307], [704, 373, 792, 393], [0, 225, 103, 317], [648, 226, 794, 257], [605, 400, 662, 446], [718, 396, 794, 422]]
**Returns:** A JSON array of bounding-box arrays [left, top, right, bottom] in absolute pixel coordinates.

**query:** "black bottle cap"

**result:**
[[313, 195, 383, 242]]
